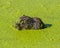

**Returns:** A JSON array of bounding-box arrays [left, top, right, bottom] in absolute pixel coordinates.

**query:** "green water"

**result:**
[[0, 0, 60, 48]]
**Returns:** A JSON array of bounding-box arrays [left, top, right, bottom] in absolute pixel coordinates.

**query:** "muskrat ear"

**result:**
[[20, 15, 25, 19]]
